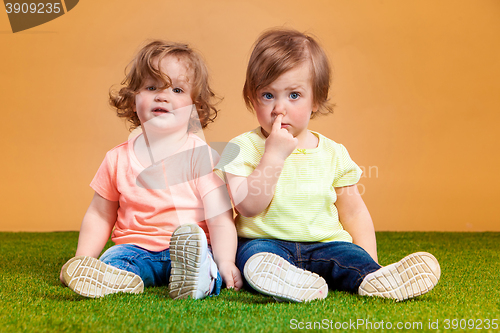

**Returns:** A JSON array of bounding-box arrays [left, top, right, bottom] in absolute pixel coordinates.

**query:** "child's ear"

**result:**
[[249, 97, 258, 108], [312, 102, 319, 113]]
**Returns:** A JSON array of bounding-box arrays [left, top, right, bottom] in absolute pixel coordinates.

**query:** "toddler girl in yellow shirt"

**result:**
[[215, 28, 440, 302]]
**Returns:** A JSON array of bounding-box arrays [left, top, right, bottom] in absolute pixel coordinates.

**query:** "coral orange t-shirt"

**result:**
[[90, 133, 224, 251]]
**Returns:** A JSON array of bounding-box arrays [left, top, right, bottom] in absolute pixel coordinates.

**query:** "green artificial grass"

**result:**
[[0, 232, 499, 332]]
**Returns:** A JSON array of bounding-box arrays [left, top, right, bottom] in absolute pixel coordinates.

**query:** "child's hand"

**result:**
[[217, 261, 243, 291], [264, 114, 299, 161]]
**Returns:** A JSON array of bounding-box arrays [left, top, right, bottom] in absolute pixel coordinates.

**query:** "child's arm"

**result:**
[[60, 192, 118, 284], [75, 192, 118, 257], [202, 186, 243, 290], [335, 185, 378, 263], [226, 115, 297, 217]]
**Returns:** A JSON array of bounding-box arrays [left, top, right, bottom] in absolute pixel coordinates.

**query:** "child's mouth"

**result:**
[[152, 108, 169, 114]]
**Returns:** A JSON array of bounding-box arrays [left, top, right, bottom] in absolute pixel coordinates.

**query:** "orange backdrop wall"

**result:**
[[1, 0, 499, 232]]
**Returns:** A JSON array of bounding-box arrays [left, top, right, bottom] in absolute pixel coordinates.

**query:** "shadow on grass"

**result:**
[[216, 289, 276, 304], [146, 287, 276, 304], [44, 292, 89, 302]]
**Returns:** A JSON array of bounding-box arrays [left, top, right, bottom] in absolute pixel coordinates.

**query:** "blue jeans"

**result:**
[[236, 238, 382, 293], [99, 244, 222, 295]]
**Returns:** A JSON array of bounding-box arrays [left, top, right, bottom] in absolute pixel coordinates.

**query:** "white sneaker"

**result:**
[[61, 256, 144, 298], [169, 224, 218, 300], [244, 252, 328, 302], [358, 252, 441, 301]]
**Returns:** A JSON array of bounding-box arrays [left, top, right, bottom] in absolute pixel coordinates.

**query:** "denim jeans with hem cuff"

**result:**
[[99, 244, 222, 296], [236, 238, 381, 294]]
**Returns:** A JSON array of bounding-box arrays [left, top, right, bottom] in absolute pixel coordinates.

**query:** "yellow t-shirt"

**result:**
[[214, 128, 362, 243]]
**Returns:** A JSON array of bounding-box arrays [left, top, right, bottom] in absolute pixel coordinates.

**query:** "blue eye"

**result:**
[[172, 87, 183, 93], [146, 86, 157, 91], [290, 92, 300, 100], [263, 92, 274, 100]]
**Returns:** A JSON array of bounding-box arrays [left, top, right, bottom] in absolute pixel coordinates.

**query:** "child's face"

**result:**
[[134, 56, 194, 133], [253, 61, 317, 141]]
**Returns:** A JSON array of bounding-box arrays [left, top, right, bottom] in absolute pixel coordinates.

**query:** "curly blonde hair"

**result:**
[[110, 40, 219, 130]]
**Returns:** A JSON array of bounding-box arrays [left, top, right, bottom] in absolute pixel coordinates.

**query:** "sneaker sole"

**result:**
[[358, 252, 441, 301], [169, 224, 205, 300], [61, 256, 144, 298], [244, 252, 328, 302]]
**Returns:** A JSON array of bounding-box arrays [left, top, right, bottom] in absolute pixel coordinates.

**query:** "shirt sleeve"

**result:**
[[90, 152, 120, 201], [214, 137, 260, 182], [332, 144, 363, 188]]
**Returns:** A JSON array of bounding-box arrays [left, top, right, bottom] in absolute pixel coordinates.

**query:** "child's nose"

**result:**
[[154, 90, 169, 102], [272, 101, 286, 116]]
